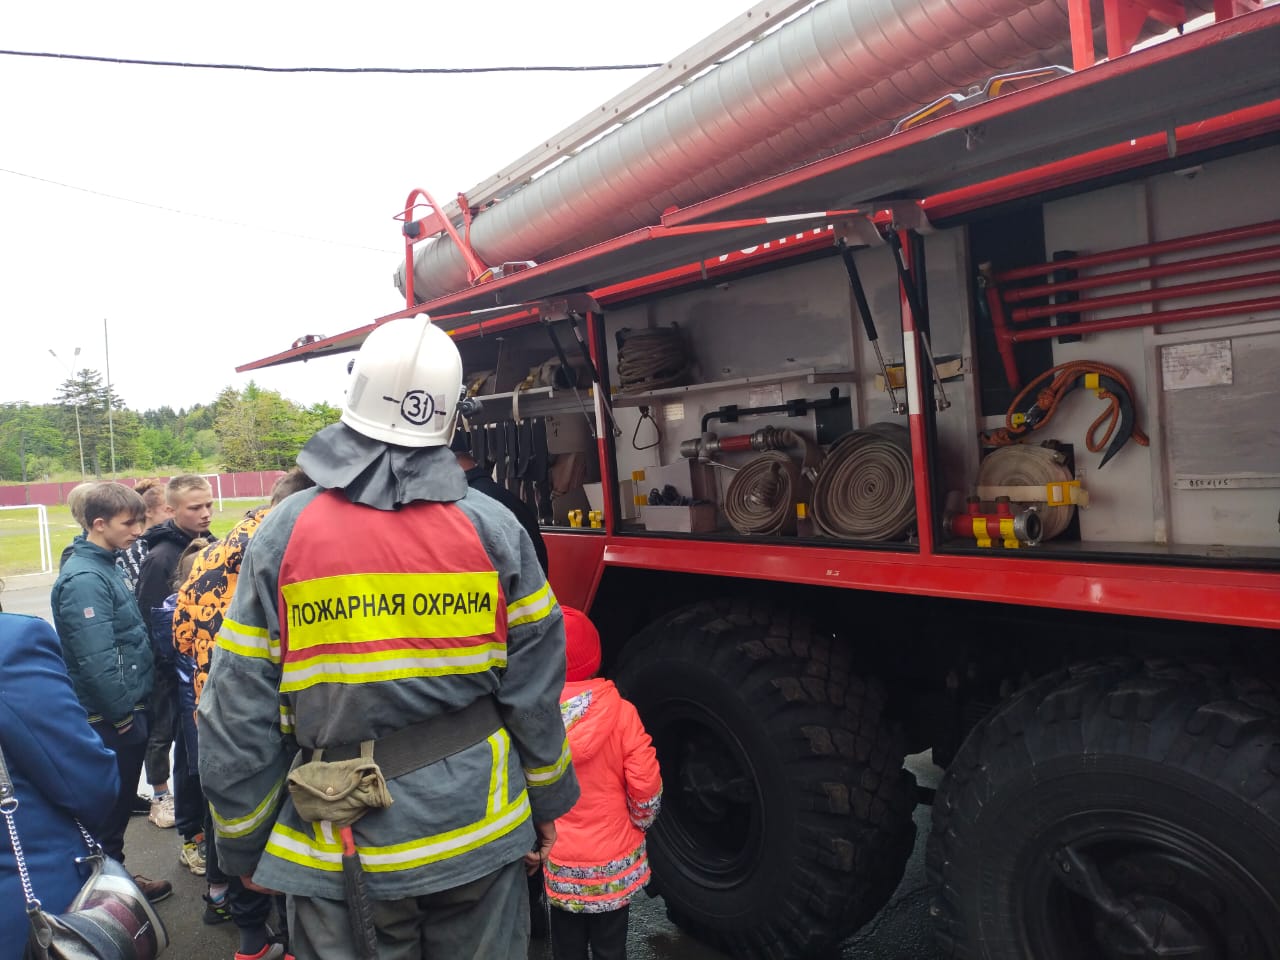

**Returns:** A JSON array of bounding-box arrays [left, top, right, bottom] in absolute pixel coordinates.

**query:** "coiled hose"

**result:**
[[811, 423, 915, 541], [719, 428, 820, 536], [616, 326, 692, 393], [975, 444, 1076, 542], [724, 451, 808, 535]]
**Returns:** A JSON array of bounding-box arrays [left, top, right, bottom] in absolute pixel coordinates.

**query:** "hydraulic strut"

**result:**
[[838, 238, 904, 415]]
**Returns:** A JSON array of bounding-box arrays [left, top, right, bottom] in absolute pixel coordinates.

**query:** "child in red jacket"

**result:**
[[545, 607, 662, 960]]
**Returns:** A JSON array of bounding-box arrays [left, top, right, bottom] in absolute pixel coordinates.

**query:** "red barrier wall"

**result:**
[[0, 471, 288, 507]]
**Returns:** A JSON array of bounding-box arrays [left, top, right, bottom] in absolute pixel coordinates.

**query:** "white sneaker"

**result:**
[[148, 793, 176, 829], [179, 839, 207, 876]]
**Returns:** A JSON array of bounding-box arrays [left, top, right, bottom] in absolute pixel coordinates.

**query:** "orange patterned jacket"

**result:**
[[173, 506, 269, 706]]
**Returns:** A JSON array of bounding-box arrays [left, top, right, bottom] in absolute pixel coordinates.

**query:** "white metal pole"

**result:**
[[72, 405, 85, 479], [104, 318, 116, 476], [37, 504, 52, 573]]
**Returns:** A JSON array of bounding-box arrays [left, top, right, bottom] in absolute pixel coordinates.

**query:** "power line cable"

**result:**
[[0, 49, 664, 74], [0, 166, 396, 254]]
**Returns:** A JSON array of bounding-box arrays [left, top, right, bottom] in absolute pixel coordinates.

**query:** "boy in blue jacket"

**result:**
[[50, 481, 172, 904]]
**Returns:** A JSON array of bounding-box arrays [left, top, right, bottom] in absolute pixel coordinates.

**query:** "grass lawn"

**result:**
[[0, 500, 270, 579]]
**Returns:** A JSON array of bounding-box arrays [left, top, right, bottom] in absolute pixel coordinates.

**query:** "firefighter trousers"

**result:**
[[286, 857, 529, 960]]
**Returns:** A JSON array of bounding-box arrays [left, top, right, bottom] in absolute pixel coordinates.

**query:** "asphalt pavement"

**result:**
[[124, 776, 943, 960], [3, 571, 943, 959], [119, 786, 942, 960]]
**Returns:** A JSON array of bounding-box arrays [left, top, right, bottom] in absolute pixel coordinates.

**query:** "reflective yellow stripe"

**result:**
[[281, 572, 499, 650], [315, 819, 337, 846], [222, 617, 269, 640], [217, 618, 278, 662], [488, 730, 510, 816], [264, 791, 531, 873], [524, 737, 572, 786], [211, 777, 285, 839], [280, 648, 507, 693], [508, 581, 557, 628], [267, 823, 342, 872], [278, 703, 295, 735], [288, 644, 507, 668]]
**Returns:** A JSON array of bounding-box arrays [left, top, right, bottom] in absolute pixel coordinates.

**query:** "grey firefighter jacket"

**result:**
[[197, 450, 580, 901], [51, 537, 155, 727]]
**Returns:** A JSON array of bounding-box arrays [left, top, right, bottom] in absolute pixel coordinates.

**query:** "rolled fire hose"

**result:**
[[811, 423, 915, 541], [723, 451, 808, 535], [975, 444, 1078, 542], [616, 327, 692, 393]]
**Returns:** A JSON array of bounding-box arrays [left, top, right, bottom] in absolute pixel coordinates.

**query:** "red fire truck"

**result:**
[[246, 1, 1280, 956]]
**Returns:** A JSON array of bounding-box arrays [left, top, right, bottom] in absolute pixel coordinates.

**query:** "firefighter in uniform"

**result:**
[[197, 316, 579, 959]]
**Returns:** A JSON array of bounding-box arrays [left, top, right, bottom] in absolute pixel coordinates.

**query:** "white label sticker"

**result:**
[[748, 385, 784, 408], [663, 402, 685, 423], [1173, 474, 1280, 490], [1161, 340, 1233, 390]]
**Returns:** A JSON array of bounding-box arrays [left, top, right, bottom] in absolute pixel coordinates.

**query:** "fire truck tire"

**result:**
[[926, 658, 1280, 959], [614, 598, 916, 960]]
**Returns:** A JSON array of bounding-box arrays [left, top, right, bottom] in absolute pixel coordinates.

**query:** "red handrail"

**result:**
[[994, 219, 1280, 282], [1008, 296, 1280, 344], [987, 217, 1280, 389], [1003, 242, 1280, 303], [1011, 269, 1280, 323], [396, 188, 490, 309]]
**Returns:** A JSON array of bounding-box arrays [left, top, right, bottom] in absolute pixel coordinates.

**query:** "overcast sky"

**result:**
[[0, 1, 753, 413]]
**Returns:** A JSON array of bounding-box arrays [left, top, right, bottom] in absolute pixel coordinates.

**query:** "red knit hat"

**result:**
[[562, 606, 602, 682]]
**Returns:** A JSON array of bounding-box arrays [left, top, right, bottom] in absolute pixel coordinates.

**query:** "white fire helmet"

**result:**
[[340, 315, 463, 448]]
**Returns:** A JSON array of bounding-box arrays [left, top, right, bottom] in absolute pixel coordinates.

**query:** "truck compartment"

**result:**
[[540, 142, 1280, 565]]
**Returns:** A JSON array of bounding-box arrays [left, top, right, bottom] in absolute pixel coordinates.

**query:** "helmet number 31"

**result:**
[[388, 389, 439, 425]]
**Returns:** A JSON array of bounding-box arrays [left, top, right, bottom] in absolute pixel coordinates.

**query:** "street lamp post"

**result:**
[[49, 347, 87, 481]]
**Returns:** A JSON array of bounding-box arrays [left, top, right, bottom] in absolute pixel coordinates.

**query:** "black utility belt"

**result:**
[[310, 696, 503, 780]]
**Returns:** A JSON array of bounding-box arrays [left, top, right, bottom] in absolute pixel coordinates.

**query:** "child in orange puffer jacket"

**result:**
[[545, 607, 662, 960]]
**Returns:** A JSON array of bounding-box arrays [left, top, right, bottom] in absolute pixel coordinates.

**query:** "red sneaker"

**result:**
[[233, 945, 284, 960]]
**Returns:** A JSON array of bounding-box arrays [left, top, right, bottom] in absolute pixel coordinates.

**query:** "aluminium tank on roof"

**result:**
[[396, 0, 1209, 305]]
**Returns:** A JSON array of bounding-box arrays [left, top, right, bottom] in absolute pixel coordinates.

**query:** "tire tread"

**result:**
[[926, 659, 1280, 959], [617, 598, 917, 959]]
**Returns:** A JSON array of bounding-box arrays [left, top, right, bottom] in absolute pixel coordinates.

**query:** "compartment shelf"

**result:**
[[611, 368, 856, 406], [468, 385, 598, 422]]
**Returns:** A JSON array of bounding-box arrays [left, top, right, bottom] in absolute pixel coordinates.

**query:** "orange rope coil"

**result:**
[[985, 360, 1149, 452]]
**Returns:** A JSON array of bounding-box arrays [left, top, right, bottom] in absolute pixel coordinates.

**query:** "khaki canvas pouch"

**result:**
[[287, 742, 393, 828]]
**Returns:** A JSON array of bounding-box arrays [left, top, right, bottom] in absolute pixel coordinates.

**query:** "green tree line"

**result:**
[[0, 371, 339, 481]]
